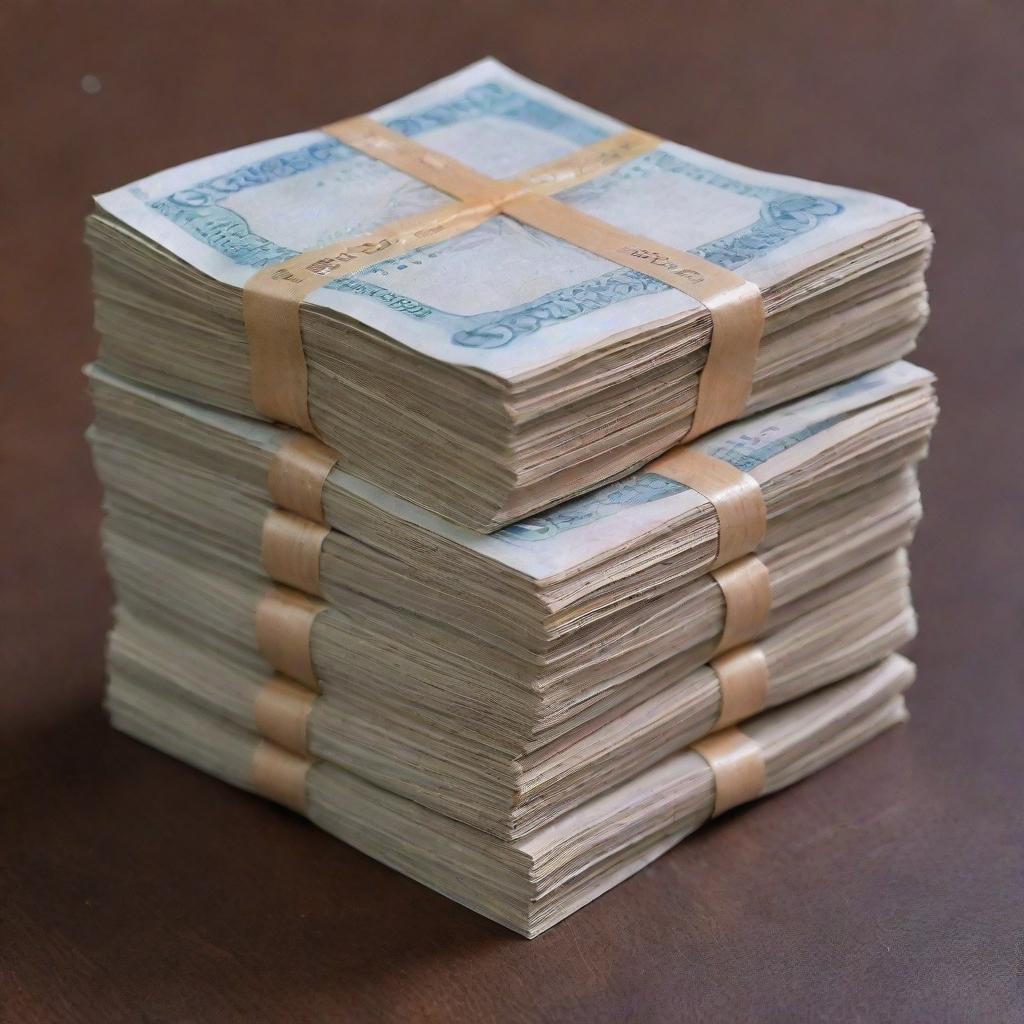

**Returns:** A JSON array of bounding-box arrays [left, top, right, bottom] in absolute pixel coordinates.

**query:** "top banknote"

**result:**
[[89, 58, 932, 531]]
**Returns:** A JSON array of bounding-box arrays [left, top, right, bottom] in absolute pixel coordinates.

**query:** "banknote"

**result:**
[[91, 359, 933, 582], [89, 357, 933, 753], [86, 58, 936, 943], [103, 541, 915, 839], [96, 58, 918, 380], [106, 650, 915, 937]]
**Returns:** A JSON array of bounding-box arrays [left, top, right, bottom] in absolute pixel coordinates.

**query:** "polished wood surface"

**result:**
[[2, 3, 1022, 1020]]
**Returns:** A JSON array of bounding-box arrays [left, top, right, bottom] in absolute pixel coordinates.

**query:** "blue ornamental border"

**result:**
[[143, 81, 843, 350]]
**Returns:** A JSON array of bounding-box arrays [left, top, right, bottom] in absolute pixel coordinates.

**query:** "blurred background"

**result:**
[[1, 3, 1021, 1020]]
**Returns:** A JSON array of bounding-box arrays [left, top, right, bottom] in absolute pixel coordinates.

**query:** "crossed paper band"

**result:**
[[243, 116, 764, 440]]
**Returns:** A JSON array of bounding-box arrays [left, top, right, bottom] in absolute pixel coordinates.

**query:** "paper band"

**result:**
[[691, 727, 766, 816], [260, 509, 328, 597], [499, 191, 764, 438], [327, 116, 663, 199], [255, 586, 325, 689], [711, 555, 771, 655], [250, 740, 310, 813], [243, 116, 763, 439], [332, 118, 764, 438], [253, 674, 317, 756], [268, 434, 339, 523], [710, 643, 770, 728], [518, 130, 663, 194], [243, 199, 491, 431], [647, 448, 766, 566], [325, 115, 509, 199]]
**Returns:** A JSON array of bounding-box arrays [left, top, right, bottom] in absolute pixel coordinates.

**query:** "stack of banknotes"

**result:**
[[86, 59, 937, 937]]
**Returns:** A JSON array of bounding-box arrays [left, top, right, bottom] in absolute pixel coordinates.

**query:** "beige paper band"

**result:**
[[711, 643, 770, 728], [268, 434, 339, 523], [647, 448, 766, 566], [500, 191, 764, 438], [243, 198, 493, 430], [243, 116, 763, 438], [691, 727, 766, 817], [711, 554, 771, 655], [260, 509, 328, 598], [328, 116, 662, 200], [516, 129, 663, 195], [253, 674, 317, 756], [255, 586, 325, 689], [250, 740, 311, 813], [325, 115, 505, 199], [335, 117, 763, 435]]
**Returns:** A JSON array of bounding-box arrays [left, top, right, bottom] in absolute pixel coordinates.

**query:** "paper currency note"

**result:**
[[90, 360, 933, 581], [96, 59, 916, 379], [451, 360, 933, 575]]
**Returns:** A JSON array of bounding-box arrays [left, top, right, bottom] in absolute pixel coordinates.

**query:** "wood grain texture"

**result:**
[[1, 2, 1022, 1021]]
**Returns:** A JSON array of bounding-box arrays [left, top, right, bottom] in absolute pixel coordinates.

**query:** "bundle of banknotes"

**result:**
[[86, 59, 937, 937]]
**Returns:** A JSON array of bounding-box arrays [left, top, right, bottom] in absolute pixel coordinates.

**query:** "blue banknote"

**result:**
[[99, 59, 912, 378]]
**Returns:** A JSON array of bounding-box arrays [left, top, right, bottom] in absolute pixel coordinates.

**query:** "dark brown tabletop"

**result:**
[[2, 3, 1022, 1021]]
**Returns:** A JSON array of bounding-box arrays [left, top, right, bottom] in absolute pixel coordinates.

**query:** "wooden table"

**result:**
[[2, 3, 1021, 1020]]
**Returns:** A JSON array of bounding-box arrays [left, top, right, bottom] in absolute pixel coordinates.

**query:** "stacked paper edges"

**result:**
[[87, 59, 936, 937]]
